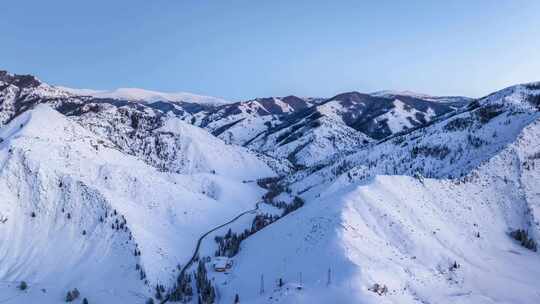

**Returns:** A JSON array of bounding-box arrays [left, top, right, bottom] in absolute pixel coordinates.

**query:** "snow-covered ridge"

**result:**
[[371, 89, 439, 98], [58, 86, 231, 106], [2, 68, 540, 304], [0, 104, 271, 302], [371, 89, 472, 104], [286, 82, 540, 199], [221, 86, 540, 304]]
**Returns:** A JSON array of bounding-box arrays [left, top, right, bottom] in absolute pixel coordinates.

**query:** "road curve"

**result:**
[[161, 202, 260, 304]]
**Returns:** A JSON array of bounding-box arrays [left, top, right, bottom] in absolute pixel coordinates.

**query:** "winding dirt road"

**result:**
[[161, 202, 260, 303]]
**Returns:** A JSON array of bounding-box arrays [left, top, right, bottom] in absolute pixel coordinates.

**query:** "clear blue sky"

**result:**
[[2, 1, 539, 100]]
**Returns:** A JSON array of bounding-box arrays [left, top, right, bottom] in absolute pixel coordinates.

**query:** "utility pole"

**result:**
[[299, 272, 302, 286], [260, 274, 265, 295], [327, 268, 331, 286]]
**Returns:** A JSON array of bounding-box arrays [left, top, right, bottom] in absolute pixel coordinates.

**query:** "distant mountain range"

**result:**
[[0, 69, 539, 304], [58, 86, 232, 106]]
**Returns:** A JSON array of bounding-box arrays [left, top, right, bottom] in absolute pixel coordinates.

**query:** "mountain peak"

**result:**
[[370, 89, 433, 98], [58, 86, 231, 106], [0, 70, 42, 88]]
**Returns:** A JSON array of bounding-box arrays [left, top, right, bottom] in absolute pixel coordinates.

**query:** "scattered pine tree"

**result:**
[[169, 271, 194, 302], [450, 261, 460, 271], [510, 229, 538, 251], [195, 261, 215, 304], [66, 291, 74, 302], [155, 284, 164, 300]]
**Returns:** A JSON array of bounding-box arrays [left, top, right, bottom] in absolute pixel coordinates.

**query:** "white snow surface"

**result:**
[[0, 78, 539, 304], [221, 172, 540, 304], [157, 116, 275, 179], [375, 99, 434, 133], [0, 105, 269, 303], [371, 90, 472, 104], [205, 83, 540, 304], [58, 86, 231, 106], [213, 113, 540, 303]]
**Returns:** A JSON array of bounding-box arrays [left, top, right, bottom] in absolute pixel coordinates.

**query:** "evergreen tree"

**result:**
[[18, 281, 27, 290], [155, 284, 163, 300], [72, 288, 80, 299], [195, 261, 215, 303], [234, 293, 240, 303], [66, 291, 74, 302]]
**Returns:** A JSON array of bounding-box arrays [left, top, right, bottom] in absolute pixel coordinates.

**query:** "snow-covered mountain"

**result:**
[[243, 91, 459, 166], [0, 70, 291, 175], [0, 105, 274, 303], [1, 69, 539, 304], [191, 96, 323, 146], [241, 82, 540, 304], [371, 89, 472, 107], [59, 87, 231, 106]]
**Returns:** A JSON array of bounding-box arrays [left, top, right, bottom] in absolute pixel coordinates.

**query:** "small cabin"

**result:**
[[212, 257, 233, 272]]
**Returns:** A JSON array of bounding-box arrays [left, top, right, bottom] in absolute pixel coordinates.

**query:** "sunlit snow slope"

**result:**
[[0, 105, 272, 303]]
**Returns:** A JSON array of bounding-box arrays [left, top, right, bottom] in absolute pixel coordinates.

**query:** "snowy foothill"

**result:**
[[0, 105, 272, 303], [156, 116, 274, 180]]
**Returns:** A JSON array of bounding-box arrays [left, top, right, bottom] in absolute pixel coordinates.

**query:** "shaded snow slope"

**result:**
[[0, 105, 269, 303], [204, 82, 540, 304], [218, 143, 540, 303]]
